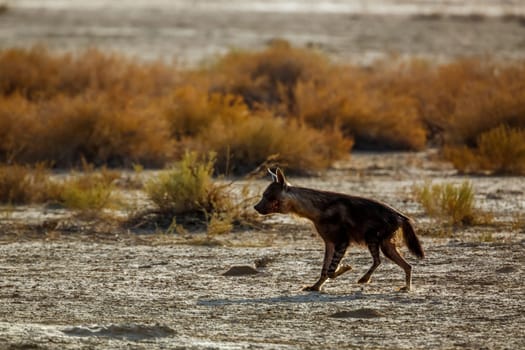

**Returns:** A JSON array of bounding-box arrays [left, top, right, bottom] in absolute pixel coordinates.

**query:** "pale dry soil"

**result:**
[[0, 152, 524, 349], [2, 1, 525, 64]]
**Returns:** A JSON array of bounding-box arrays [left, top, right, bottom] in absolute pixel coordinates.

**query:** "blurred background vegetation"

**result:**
[[0, 43, 524, 175]]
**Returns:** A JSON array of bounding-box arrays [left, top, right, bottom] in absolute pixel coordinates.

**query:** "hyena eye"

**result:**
[[264, 193, 277, 201]]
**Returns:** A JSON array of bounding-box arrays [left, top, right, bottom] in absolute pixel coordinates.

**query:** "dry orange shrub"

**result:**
[[206, 40, 332, 114], [0, 47, 178, 168], [205, 44, 427, 150], [0, 94, 38, 163], [163, 85, 249, 140], [443, 63, 525, 146], [294, 69, 426, 150], [197, 114, 352, 175], [444, 125, 525, 175], [2, 44, 525, 174], [0, 93, 173, 167], [0, 46, 62, 99], [407, 59, 525, 173], [161, 84, 351, 174], [399, 59, 525, 145], [0, 46, 178, 99], [37, 94, 173, 167]]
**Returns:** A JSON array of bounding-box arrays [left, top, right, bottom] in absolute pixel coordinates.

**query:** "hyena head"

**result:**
[[254, 168, 291, 215]]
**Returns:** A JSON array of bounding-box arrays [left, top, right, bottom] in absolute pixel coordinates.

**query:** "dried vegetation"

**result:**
[[136, 152, 259, 234], [0, 163, 118, 215], [413, 180, 494, 227], [1, 44, 524, 175]]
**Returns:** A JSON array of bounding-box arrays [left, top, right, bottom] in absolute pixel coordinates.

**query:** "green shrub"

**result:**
[[145, 152, 228, 216], [143, 152, 258, 233]]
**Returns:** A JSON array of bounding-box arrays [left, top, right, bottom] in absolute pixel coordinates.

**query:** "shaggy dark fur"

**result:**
[[254, 168, 424, 292]]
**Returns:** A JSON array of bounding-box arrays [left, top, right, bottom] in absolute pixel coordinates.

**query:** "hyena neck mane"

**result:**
[[285, 186, 336, 222]]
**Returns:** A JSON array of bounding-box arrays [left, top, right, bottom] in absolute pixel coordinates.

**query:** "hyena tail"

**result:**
[[401, 218, 425, 259]]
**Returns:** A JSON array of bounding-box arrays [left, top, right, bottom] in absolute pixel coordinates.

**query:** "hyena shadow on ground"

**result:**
[[196, 291, 410, 307]]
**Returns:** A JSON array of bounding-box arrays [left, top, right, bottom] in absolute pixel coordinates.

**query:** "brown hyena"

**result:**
[[254, 168, 424, 292]]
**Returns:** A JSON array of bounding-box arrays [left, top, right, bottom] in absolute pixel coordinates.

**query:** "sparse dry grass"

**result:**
[[0, 163, 118, 216], [0, 164, 59, 204], [414, 181, 476, 225], [414, 181, 492, 225], [59, 166, 120, 212]]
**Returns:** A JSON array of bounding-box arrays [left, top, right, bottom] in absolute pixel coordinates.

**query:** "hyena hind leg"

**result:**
[[331, 264, 352, 278], [380, 240, 412, 291], [357, 242, 381, 284]]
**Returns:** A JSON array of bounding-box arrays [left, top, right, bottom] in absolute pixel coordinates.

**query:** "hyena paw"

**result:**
[[398, 286, 411, 292], [357, 276, 371, 284], [301, 285, 321, 292]]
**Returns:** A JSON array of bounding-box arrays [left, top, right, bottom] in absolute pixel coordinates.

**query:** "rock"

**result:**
[[496, 266, 517, 274], [222, 265, 259, 276]]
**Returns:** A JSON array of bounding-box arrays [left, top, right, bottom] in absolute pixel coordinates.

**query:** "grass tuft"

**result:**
[[414, 181, 476, 225], [0, 163, 118, 217], [59, 167, 118, 212], [0, 164, 40, 204]]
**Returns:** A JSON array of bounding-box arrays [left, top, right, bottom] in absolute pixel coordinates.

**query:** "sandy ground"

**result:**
[[1, 1, 525, 64], [0, 152, 524, 349], [0, 238, 524, 349]]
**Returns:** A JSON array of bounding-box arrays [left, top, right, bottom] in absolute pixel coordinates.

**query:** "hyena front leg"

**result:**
[[327, 242, 351, 279], [302, 242, 334, 292]]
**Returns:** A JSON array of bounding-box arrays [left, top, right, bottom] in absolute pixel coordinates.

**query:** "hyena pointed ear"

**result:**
[[275, 168, 291, 189], [268, 168, 278, 182]]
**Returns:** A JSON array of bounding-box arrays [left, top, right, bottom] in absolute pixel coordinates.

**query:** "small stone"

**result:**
[[330, 308, 385, 319], [496, 266, 517, 274], [222, 265, 259, 276]]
